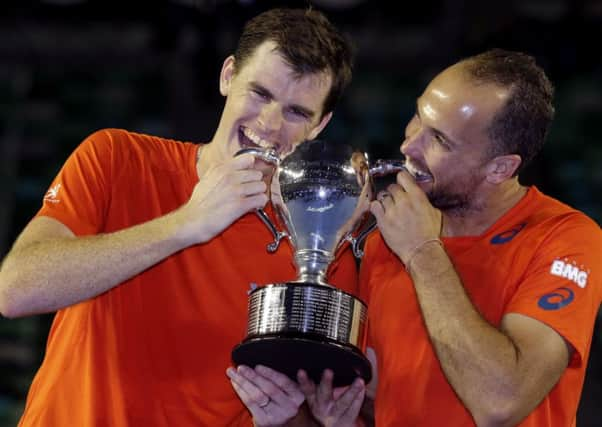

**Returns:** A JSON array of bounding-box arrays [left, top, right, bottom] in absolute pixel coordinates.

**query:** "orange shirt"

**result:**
[[361, 187, 602, 426], [19, 129, 358, 427]]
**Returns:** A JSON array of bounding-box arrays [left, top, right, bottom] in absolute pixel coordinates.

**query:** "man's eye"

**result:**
[[290, 108, 309, 119], [252, 89, 269, 99], [434, 134, 446, 145]]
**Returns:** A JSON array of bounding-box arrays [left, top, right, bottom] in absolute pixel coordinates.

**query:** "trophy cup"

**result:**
[[231, 140, 404, 386]]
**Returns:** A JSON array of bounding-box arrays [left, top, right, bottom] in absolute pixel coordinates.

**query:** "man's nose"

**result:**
[[258, 102, 284, 132], [401, 127, 423, 158]]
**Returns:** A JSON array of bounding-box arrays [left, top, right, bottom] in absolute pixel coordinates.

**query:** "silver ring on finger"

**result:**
[[377, 191, 391, 202], [259, 398, 270, 408], [377, 191, 391, 210]]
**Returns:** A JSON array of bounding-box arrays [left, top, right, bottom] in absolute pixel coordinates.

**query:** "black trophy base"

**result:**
[[231, 336, 372, 387]]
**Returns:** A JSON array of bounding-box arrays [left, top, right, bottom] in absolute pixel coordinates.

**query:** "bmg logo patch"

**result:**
[[550, 259, 589, 288]]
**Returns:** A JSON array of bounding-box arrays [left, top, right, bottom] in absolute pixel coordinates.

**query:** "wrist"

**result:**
[[402, 238, 444, 271], [170, 203, 219, 246]]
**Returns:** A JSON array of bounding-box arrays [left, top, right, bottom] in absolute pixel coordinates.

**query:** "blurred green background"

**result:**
[[1, 0, 601, 425]]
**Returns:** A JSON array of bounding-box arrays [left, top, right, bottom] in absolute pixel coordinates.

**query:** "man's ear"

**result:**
[[485, 154, 522, 184], [307, 111, 333, 140], [219, 56, 236, 96]]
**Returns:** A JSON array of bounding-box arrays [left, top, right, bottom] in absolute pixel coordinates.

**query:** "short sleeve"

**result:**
[[505, 215, 602, 366], [36, 129, 117, 236]]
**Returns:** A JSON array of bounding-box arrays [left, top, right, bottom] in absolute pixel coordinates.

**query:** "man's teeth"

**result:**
[[405, 164, 432, 181], [242, 128, 274, 149]]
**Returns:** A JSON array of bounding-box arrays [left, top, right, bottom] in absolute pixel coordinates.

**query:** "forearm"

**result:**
[[0, 211, 190, 317], [407, 243, 522, 424]]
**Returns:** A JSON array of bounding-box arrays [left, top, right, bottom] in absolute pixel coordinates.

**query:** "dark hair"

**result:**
[[233, 7, 354, 118], [461, 49, 555, 175]]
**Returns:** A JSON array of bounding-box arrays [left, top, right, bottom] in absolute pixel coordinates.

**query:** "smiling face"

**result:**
[[401, 63, 511, 213], [211, 41, 333, 165]]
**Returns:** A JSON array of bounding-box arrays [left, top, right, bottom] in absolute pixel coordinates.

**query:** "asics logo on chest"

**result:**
[[490, 222, 526, 244]]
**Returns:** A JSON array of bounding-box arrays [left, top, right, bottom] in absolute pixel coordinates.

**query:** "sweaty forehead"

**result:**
[[421, 68, 508, 125]]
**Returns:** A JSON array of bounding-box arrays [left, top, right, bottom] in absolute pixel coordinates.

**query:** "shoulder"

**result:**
[[78, 128, 197, 169], [519, 190, 602, 285], [526, 188, 601, 238], [83, 128, 188, 151]]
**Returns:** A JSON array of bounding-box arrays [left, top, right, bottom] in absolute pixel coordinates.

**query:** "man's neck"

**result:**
[[195, 141, 220, 180], [441, 179, 528, 237]]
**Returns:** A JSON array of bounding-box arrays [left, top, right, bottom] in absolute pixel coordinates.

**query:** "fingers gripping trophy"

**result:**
[[231, 140, 404, 387]]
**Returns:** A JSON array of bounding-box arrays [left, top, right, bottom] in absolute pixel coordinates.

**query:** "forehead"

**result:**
[[419, 65, 510, 142], [236, 41, 333, 111]]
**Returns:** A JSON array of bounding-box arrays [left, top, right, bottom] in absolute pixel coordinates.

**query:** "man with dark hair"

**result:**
[[0, 8, 358, 426], [359, 49, 602, 426]]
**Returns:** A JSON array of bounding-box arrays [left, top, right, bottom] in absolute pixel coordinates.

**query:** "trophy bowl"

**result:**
[[232, 140, 404, 387]]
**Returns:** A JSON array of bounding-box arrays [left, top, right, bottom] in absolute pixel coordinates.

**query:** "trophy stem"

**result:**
[[294, 250, 332, 286]]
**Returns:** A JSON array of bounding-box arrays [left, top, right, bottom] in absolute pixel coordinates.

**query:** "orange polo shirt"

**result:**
[[361, 187, 602, 426], [18, 129, 359, 426]]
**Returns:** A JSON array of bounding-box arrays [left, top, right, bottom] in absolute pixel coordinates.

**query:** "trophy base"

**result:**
[[231, 335, 372, 387]]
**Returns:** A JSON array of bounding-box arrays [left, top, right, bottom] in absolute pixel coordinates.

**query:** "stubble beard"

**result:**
[[426, 173, 484, 217]]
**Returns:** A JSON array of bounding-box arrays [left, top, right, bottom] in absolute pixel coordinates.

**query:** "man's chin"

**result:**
[[428, 191, 472, 212]]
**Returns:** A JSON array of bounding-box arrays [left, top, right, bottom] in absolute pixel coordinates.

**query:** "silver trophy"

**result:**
[[231, 140, 404, 386]]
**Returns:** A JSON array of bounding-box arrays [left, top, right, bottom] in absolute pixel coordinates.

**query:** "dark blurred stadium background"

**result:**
[[1, 0, 601, 425]]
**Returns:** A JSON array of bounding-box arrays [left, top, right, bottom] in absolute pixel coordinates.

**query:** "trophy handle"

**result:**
[[342, 158, 407, 258], [234, 147, 288, 252], [235, 147, 281, 165], [368, 158, 406, 177], [256, 208, 290, 253], [343, 221, 377, 258]]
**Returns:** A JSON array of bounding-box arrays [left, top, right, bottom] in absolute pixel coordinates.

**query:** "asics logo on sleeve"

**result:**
[[550, 259, 589, 288], [538, 287, 574, 310]]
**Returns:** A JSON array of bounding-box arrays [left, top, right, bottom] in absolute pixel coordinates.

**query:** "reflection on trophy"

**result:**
[[231, 140, 404, 386]]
